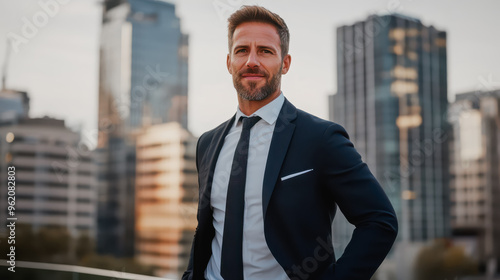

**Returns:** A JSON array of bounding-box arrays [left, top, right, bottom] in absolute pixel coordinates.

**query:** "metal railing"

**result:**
[[0, 259, 175, 280]]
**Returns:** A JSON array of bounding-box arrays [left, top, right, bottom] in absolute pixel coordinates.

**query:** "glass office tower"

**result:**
[[332, 14, 450, 248], [97, 0, 188, 257]]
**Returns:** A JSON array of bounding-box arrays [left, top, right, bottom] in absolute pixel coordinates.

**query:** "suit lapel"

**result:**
[[199, 115, 235, 214], [262, 99, 297, 218], [194, 115, 236, 278]]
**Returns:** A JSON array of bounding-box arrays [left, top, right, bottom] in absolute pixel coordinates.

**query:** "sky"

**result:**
[[0, 0, 499, 141]]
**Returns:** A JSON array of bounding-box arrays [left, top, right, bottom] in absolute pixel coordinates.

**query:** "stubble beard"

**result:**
[[233, 66, 282, 101]]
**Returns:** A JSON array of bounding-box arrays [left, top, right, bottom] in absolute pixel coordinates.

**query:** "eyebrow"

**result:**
[[233, 45, 278, 52]]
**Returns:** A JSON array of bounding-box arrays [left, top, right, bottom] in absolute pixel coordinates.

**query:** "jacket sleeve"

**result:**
[[182, 132, 207, 280], [319, 123, 398, 280], [182, 236, 195, 280]]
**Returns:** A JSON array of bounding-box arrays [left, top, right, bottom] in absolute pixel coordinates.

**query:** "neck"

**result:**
[[237, 89, 281, 116]]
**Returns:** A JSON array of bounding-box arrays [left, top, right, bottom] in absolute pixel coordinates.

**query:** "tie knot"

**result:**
[[241, 116, 261, 130]]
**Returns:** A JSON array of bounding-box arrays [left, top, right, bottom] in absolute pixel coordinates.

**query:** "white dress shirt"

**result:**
[[205, 93, 289, 280]]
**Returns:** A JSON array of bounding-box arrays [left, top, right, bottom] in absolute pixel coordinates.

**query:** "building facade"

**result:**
[[0, 117, 97, 238], [134, 122, 198, 278], [97, 0, 189, 257], [449, 89, 500, 270], [332, 14, 450, 247]]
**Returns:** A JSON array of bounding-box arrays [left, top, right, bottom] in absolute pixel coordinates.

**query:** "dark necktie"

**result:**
[[220, 116, 261, 280]]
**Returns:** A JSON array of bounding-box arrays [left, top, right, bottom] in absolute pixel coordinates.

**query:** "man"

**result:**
[[183, 5, 397, 280]]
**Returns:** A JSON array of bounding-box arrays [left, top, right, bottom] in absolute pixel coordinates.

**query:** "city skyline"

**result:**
[[0, 0, 499, 139], [1, 1, 499, 278]]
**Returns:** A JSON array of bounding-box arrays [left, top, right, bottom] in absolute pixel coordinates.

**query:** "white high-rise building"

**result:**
[[0, 117, 97, 238], [134, 122, 198, 278], [449, 89, 500, 273]]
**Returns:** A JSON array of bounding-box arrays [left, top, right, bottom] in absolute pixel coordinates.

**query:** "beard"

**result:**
[[233, 66, 282, 101]]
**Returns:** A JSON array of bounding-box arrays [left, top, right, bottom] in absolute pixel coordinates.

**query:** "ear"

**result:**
[[227, 53, 232, 74], [281, 54, 291, 75]]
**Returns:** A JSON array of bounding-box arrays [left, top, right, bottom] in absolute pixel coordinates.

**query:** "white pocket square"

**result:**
[[281, 169, 314, 181]]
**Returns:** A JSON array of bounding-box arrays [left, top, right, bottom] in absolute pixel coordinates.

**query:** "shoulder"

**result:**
[[293, 106, 349, 139], [289, 103, 355, 154], [197, 117, 234, 152], [284, 105, 359, 172]]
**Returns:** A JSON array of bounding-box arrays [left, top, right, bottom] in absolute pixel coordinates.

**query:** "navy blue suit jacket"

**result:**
[[183, 99, 398, 280]]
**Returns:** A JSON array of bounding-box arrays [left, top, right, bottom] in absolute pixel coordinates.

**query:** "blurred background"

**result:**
[[0, 0, 499, 279]]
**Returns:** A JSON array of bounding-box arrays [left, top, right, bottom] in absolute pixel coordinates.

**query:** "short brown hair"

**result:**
[[227, 5, 290, 59]]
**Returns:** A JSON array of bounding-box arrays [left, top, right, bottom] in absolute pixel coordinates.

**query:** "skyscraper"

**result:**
[[135, 122, 198, 278], [98, 0, 188, 135], [333, 14, 449, 246], [449, 89, 500, 272], [97, 0, 189, 257]]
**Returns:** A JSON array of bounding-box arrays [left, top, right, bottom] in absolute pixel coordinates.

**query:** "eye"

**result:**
[[262, 49, 273, 54], [235, 49, 247, 54]]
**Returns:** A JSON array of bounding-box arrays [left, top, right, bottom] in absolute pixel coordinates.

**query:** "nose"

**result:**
[[246, 50, 260, 68]]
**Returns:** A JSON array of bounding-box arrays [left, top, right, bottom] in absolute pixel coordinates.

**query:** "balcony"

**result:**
[[0, 260, 175, 280]]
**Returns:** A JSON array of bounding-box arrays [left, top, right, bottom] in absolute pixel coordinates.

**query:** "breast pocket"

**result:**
[[281, 168, 314, 182]]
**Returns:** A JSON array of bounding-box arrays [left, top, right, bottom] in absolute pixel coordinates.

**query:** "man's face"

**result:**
[[227, 22, 291, 101]]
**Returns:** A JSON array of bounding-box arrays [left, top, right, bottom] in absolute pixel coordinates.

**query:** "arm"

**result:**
[[182, 132, 207, 280], [182, 237, 195, 280], [319, 123, 398, 279]]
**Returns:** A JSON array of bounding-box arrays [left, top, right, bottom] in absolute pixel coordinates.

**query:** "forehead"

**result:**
[[232, 22, 280, 48]]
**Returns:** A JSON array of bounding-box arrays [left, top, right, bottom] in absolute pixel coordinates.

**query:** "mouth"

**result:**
[[241, 73, 266, 80]]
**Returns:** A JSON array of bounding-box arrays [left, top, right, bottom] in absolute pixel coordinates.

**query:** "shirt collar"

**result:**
[[234, 92, 285, 127]]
